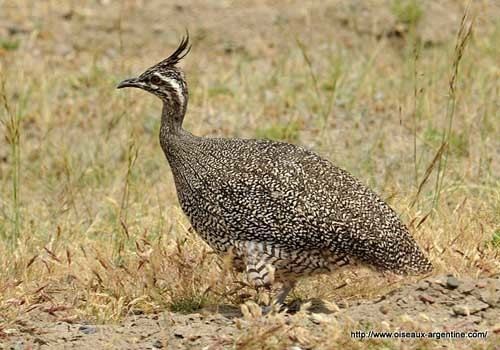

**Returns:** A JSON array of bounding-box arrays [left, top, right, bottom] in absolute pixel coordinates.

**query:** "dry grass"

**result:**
[[0, 0, 499, 348]]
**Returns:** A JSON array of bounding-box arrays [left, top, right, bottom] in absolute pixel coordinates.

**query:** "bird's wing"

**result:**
[[198, 138, 431, 274]]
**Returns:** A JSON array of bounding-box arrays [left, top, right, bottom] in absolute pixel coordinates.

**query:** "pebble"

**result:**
[[34, 338, 48, 345], [452, 305, 470, 316], [78, 325, 97, 335], [379, 304, 390, 314], [457, 281, 475, 294], [446, 276, 460, 290], [453, 298, 490, 316], [13, 341, 25, 350], [433, 277, 448, 288], [396, 298, 407, 307], [476, 281, 487, 288], [152, 339, 163, 348], [416, 280, 429, 291], [467, 300, 490, 314], [479, 291, 498, 307], [419, 294, 435, 304], [131, 309, 144, 315], [337, 300, 349, 309], [481, 308, 499, 321], [492, 323, 500, 334]]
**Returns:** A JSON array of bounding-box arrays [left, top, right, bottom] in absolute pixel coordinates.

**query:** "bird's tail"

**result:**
[[386, 239, 433, 275]]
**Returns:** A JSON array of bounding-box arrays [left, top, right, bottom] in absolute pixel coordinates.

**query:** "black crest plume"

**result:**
[[160, 32, 191, 67]]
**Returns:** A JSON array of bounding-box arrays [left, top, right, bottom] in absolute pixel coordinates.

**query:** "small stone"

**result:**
[[396, 298, 407, 307], [446, 276, 460, 290], [476, 281, 487, 288], [34, 338, 48, 345], [78, 325, 97, 335], [152, 339, 163, 348], [481, 308, 499, 321], [468, 300, 490, 314], [174, 333, 184, 339], [479, 291, 498, 307], [379, 304, 390, 314], [188, 335, 202, 341], [13, 341, 25, 350], [457, 281, 475, 294], [432, 277, 447, 288], [453, 305, 470, 316], [492, 323, 500, 334], [309, 316, 321, 325], [469, 315, 483, 324], [416, 280, 429, 291], [4, 328, 18, 335], [419, 294, 435, 304], [374, 92, 384, 101], [337, 300, 349, 309]]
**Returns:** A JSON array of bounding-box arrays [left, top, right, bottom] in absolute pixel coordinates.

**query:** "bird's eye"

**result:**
[[150, 75, 162, 85]]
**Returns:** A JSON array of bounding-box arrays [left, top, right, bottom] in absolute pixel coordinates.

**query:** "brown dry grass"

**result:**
[[0, 0, 499, 348]]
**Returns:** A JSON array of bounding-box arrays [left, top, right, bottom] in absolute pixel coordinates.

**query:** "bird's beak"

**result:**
[[117, 77, 140, 89]]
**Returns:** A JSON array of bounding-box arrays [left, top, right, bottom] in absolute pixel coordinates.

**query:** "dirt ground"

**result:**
[[2, 274, 498, 349]]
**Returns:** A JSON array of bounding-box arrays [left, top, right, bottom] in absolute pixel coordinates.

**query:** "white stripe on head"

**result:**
[[153, 72, 185, 107]]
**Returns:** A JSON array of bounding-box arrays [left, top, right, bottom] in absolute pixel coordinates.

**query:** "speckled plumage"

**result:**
[[118, 34, 432, 303]]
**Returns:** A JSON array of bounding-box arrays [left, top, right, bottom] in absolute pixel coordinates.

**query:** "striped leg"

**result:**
[[237, 241, 297, 312], [262, 280, 297, 314], [274, 280, 296, 305], [245, 244, 275, 289]]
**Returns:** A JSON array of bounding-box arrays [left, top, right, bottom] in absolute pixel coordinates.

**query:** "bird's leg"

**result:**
[[242, 241, 297, 314], [244, 242, 275, 289], [274, 280, 296, 305], [262, 280, 297, 314]]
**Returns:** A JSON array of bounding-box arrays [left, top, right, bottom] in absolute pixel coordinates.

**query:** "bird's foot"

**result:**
[[261, 302, 287, 315]]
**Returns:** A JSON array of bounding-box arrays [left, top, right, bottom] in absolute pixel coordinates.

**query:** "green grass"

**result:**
[[490, 229, 500, 248], [391, 0, 423, 27], [0, 78, 22, 247], [169, 295, 209, 314], [0, 38, 20, 51], [255, 120, 301, 142]]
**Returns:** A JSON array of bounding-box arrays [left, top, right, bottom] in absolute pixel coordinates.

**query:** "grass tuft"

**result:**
[[433, 5, 474, 207], [0, 38, 20, 51], [255, 120, 301, 142], [391, 0, 423, 28], [0, 76, 22, 247]]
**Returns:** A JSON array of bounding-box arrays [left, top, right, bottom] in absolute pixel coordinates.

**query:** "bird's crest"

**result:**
[[159, 32, 191, 67]]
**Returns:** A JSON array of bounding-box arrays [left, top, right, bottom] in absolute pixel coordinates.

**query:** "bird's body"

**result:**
[[118, 34, 432, 306], [163, 131, 430, 279]]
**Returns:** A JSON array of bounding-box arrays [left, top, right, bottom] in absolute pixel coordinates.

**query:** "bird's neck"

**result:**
[[160, 100, 185, 135], [159, 100, 195, 159]]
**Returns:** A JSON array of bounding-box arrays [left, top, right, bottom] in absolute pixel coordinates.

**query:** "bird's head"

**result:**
[[117, 34, 191, 112]]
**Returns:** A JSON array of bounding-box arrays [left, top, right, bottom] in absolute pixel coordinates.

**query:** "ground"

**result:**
[[3, 274, 499, 349], [0, 1, 499, 349]]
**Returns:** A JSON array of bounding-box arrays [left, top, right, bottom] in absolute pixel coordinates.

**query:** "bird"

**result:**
[[117, 34, 432, 310]]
